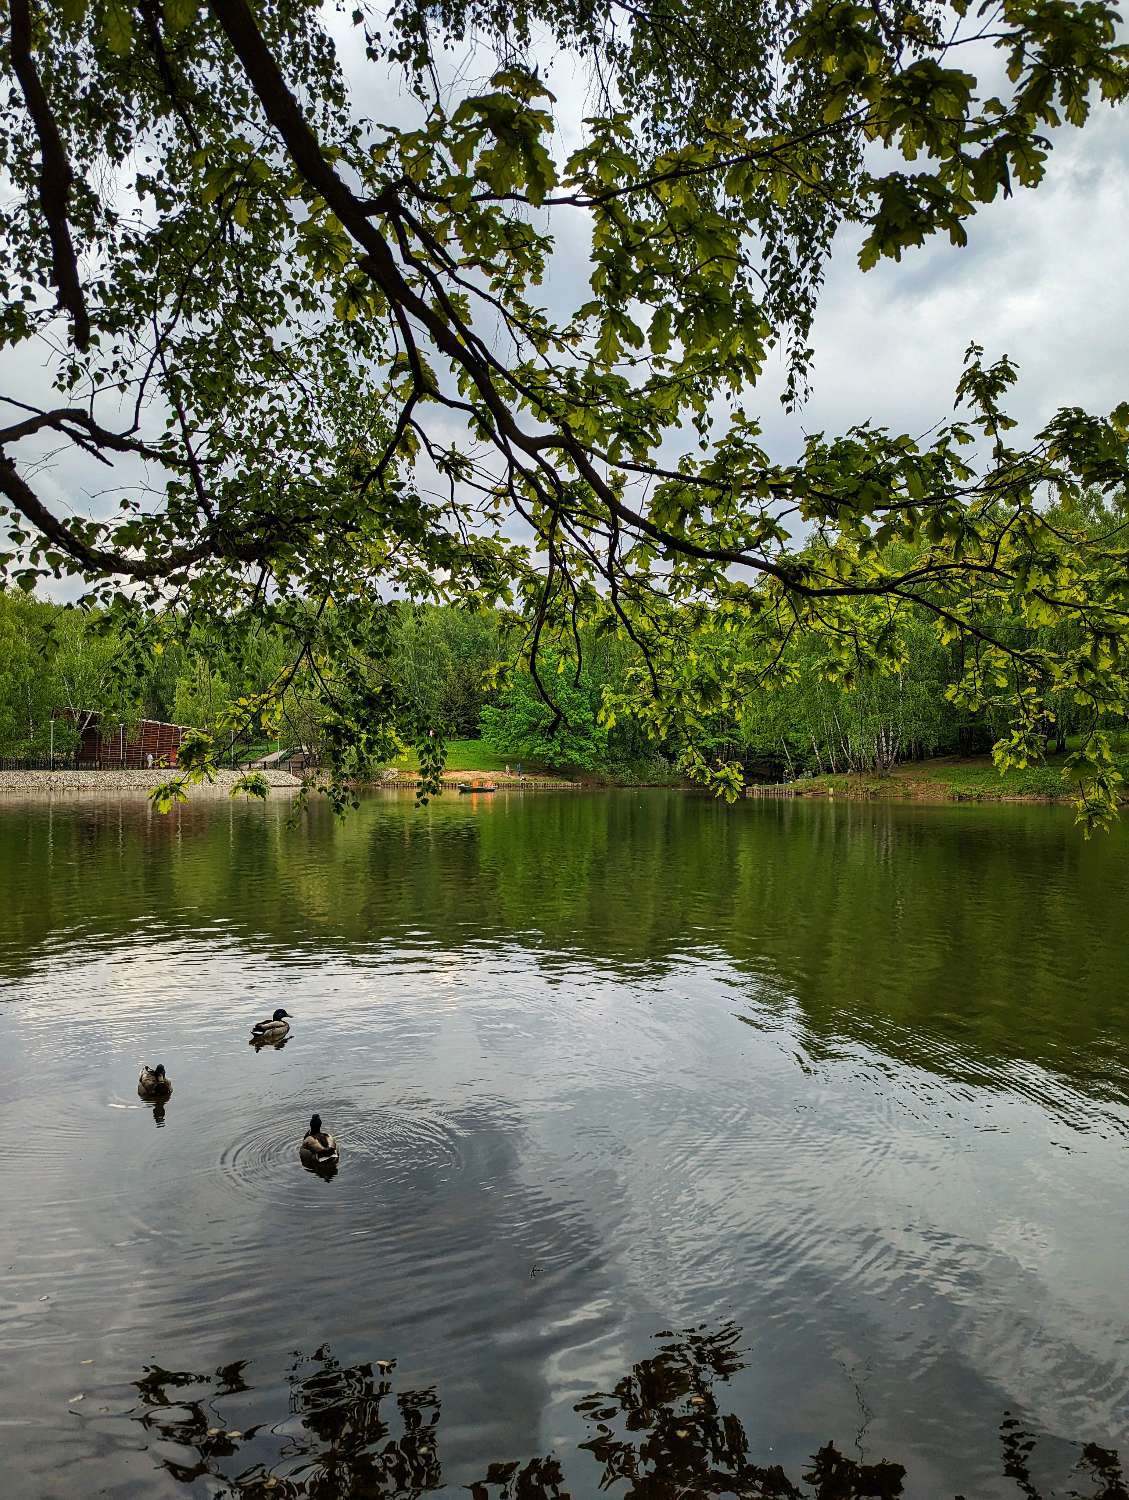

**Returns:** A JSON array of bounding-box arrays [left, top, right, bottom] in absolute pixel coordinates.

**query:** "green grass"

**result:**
[[777, 748, 1129, 803], [914, 749, 1129, 800], [917, 762, 1071, 800], [390, 739, 547, 775], [234, 740, 283, 764]]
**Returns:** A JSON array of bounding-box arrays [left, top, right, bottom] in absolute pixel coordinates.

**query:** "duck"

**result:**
[[300, 1114, 339, 1166], [251, 1007, 291, 1042], [137, 1063, 173, 1099]]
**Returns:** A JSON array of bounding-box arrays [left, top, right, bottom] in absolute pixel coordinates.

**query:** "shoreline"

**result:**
[[745, 767, 1086, 807], [0, 767, 301, 795], [746, 782, 1073, 805], [4, 763, 1098, 808], [0, 767, 582, 798], [371, 774, 581, 790]]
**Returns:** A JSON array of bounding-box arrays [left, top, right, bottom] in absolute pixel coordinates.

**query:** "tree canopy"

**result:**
[[1, 0, 1128, 820]]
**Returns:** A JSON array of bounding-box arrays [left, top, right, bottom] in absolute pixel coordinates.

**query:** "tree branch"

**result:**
[[0, 404, 174, 463], [8, 0, 91, 349], [0, 457, 250, 581]]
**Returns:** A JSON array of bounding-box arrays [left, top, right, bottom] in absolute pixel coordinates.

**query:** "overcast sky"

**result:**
[[3, 15, 1127, 598], [763, 101, 1129, 457]]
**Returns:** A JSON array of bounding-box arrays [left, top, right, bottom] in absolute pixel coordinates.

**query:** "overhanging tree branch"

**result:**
[[0, 458, 257, 581], [8, 0, 91, 350]]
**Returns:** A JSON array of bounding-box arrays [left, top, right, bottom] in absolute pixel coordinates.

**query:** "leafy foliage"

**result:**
[[483, 659, 613, 771], [1, 0, 1128, 822]]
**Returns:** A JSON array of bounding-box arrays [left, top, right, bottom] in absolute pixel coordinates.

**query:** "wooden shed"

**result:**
[[54, 710, 189, 768]]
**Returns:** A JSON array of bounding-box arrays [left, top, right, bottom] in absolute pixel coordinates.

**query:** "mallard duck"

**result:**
[[300, 1114, 339, 1166], [138, 1063, 173, 1099], [251, 1007, 291, 1041]]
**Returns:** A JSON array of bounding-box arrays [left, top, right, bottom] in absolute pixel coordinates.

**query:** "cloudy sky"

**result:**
[[531, 39, 1129, 460], [766, 101, 1129, 456], [3, 9, 1127, 592]]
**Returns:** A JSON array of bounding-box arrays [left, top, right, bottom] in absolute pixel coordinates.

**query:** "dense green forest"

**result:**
[[3, 509, 1125, 781]]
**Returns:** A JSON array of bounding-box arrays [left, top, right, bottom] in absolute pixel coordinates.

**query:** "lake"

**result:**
[[1, 788, 1127, 1499]]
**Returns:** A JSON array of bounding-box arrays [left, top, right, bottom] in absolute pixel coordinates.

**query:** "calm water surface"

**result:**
[[1, 789, 1127, 1498]]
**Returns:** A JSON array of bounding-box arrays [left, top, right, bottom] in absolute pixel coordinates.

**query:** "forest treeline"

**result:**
[[2, 518, 1120, 781]]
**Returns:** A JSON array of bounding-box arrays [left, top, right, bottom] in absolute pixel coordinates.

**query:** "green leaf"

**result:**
[[164, 0, 199, 33], [103, 0, 133, 55], [649, 304, 673, 356]]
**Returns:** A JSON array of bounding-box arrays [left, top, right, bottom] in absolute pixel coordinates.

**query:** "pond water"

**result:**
[[1, 788, 1127, 1499]]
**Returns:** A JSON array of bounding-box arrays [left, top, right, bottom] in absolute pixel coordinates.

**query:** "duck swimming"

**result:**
[[300, 1114, 339, 1166], [137, 1063, 172, 1099], [251, 1007, 291, 1041]]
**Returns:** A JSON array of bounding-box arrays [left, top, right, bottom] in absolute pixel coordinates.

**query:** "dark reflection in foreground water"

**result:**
[[133, 1348, 439, 1497], [129, 1327, 1126, 1500]]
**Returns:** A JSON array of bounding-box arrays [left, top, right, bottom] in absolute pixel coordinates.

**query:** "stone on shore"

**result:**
[[0, 768, 300, 795]]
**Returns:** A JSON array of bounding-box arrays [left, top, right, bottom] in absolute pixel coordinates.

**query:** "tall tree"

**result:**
[[50, 605, 145, 749], [1, 0, 1127, 819], [0, 589, 57, 754]]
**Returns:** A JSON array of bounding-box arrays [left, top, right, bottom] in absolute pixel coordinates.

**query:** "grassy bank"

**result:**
[[386, 740, 684, 786], [390, 739, 531, 775], [753, 751, 1129, 804]]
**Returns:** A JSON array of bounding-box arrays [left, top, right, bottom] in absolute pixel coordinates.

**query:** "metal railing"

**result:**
[[0, 752, 316, 774]]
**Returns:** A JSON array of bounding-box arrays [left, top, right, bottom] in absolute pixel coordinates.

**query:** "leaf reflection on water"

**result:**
[[126, 1325, 1129, 1499]]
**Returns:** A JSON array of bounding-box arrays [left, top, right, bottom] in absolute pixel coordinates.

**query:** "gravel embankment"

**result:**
[[0, 767, 300, 795]]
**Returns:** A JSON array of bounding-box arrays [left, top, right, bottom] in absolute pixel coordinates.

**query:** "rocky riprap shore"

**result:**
[[0, 767, 300, 794]]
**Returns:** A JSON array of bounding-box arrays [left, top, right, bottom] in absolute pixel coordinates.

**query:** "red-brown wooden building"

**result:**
[[54, 710, 188, 768]]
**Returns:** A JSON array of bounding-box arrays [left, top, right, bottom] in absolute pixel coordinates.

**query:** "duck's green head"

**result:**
[[153, 1064, 166, 1080], [310, 1114, 322, 1135], [273, 1009, 290, 1022]]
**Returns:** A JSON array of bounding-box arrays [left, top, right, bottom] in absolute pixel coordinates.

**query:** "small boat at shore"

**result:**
[[458, 782, 498, 794]]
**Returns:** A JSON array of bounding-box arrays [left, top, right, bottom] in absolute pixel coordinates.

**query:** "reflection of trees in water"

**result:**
[[571, 1323, 905, 1500], [998, 1413, 1129, 1500], [130, 1326, 1128, 1499], [133, 1346, 439, 1497]]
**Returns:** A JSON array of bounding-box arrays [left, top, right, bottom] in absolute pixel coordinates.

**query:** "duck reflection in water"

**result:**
[[249, 1032, 290, 1053], [301, 1153, 339, 1181], [126, 1325, 1129, 1499]]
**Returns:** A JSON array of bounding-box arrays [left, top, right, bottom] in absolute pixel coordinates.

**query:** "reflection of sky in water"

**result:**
[[0, 791, 1128, 1497]]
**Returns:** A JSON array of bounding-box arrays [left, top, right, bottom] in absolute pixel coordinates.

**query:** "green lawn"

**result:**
[[234, 740, 284, 764], [910, 759, 1080, 800], [390, 739, 548, 775], [910, 745, 1129, 800]]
